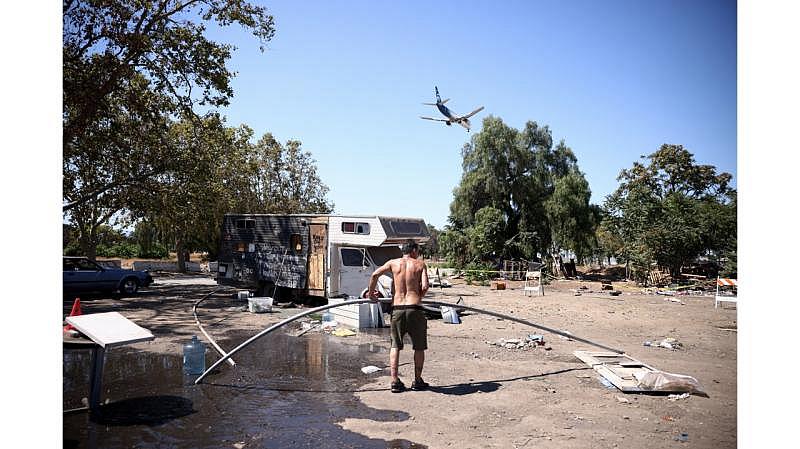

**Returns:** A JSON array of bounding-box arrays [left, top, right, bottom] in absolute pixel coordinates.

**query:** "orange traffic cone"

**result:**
[[63, 298, 82, 332]]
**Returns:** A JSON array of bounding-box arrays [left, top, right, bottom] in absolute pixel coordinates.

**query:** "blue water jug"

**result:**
[[183, 335, 206, 375]]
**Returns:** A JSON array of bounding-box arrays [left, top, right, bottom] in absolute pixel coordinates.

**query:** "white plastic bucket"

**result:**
[[248, 297, 273, 313]]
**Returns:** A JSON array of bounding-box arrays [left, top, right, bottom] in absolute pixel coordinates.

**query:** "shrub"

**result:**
[[139, 243, 169, 259], [465, 261, 494, 284], [108, 242, 140, 258]]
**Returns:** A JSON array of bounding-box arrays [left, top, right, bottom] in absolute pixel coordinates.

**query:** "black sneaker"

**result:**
[[411, 379, 429, 391], [390, 380, 406, 393]]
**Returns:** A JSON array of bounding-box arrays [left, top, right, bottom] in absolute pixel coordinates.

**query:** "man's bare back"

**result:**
[[366, 251, 429, 305], [386, 256, 429, 305]]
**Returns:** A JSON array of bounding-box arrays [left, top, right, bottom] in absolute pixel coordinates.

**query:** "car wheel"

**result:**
[[120, 278, 139, 295]]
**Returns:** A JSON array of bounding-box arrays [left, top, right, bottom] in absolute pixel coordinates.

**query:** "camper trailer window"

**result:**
[[290, 234, 303, 252], [236, 219, 255, 230], [390, 221, 422, 235], [341, 248, 365, 266], [236, 242, 246, 252], [342, 222, 370, 234]]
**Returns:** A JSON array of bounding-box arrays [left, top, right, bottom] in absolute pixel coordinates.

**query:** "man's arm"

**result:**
[[420, 262, 430, 297], [366, 260, 393, 300]]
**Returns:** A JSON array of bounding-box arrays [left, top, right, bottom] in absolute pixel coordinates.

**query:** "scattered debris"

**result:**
[[616, 396, 630, 404], [233, 442, 246, 449], [361, 365, 382, 374], [526, 334, 545, 345], [635, 370, 706, 395], [667, 392, 691, 401], [294, 322, 320, 337], [485, 336, 545, 350], [441, 306, 461, 324], [674, 432, 689, 442], [332, 328, 356, 337], [644, 337, 683, 350], [321, 320, 338, 329]]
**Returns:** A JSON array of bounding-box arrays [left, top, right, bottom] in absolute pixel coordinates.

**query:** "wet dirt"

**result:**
[[64, 331, 426, 449]]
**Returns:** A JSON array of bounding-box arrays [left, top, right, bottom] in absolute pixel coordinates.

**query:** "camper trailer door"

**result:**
[[338, 247, 373, 297]]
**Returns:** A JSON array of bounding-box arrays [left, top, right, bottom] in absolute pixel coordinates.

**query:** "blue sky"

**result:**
[[206, 0, 737, 228]]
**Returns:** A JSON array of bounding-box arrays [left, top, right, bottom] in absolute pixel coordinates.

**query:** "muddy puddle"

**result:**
[[64, 331, 427, 449]]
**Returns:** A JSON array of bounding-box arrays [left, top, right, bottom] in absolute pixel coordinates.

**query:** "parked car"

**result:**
[[63, 256, 153, 296]]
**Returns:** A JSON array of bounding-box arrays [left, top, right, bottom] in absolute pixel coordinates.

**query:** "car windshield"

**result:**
[[64, 258, 101, 271]]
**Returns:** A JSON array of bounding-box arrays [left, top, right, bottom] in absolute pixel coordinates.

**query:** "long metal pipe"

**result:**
[[194, 298, 624, 384], [192, 288, 236, 367]]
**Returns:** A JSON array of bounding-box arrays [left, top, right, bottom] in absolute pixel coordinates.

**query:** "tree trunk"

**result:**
[[78, 226, 98, 261], [176, 238, 186, 273]]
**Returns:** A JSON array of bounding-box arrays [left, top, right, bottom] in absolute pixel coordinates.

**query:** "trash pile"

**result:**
[[294, 317, 357, 337], [643, 337, 684, 350], [485, 334, 550, 350]]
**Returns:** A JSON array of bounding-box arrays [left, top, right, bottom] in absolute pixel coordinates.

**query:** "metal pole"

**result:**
[[193, 288, 236, 367], [88, 346, 105, 409], [194, 298, 625, 384], [421, 300, 623, 354]]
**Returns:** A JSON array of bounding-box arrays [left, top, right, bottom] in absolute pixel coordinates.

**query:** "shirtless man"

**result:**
[[366, 240, 430, 393]]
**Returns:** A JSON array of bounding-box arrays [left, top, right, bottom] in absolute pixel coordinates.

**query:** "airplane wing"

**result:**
[[420, 116, 449, 122], [422, 102, 438, 106], [459, 106, 484, 119], [441, 98, 450, 104]]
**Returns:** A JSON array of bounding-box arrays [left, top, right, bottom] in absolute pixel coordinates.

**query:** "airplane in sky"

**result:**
[[420, 86, 484, 132]]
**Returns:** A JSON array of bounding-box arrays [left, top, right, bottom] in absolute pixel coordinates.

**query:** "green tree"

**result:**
[[135, 115, 255, 270], [446, 116, 597, 272], [438, 227, 469, 268], [604, 144, 736, 280], [545, 170, 599, 262], [239, 134, 334, 214], [132, 117, 334, 271], [422, 224, 440, 260], [466, 206, 506, 259], [63, 0, 276, 212]]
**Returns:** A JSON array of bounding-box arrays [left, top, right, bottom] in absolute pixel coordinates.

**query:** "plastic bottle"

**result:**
[[322, 311, 333, 322], [183, 335, 206, 375]]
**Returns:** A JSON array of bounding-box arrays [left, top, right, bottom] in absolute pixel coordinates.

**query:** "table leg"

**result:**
[[88, 346, 105, 410]]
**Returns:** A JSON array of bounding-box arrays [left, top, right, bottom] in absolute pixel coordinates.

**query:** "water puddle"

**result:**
[[64, 331, 426, 449]]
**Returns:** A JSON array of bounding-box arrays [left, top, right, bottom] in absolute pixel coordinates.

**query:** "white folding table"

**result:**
[[65, 312, 155, 410]]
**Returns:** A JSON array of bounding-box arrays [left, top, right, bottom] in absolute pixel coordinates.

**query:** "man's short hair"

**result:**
[[401, 240, 419, 255]]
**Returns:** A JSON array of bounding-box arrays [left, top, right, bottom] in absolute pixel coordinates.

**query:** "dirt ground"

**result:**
[[63, 273, 737, 448]]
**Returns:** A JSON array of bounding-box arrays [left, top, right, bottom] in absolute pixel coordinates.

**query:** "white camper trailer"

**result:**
[[215, 214, 430, 299]]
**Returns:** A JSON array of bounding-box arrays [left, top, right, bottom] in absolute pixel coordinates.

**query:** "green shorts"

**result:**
[[390, 305, 427, 350]]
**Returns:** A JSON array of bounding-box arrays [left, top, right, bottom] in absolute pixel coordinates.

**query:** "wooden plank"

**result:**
[[308, 223, 327, 291], [574, 350, 662, 392], [66, 312, 154, 348]]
